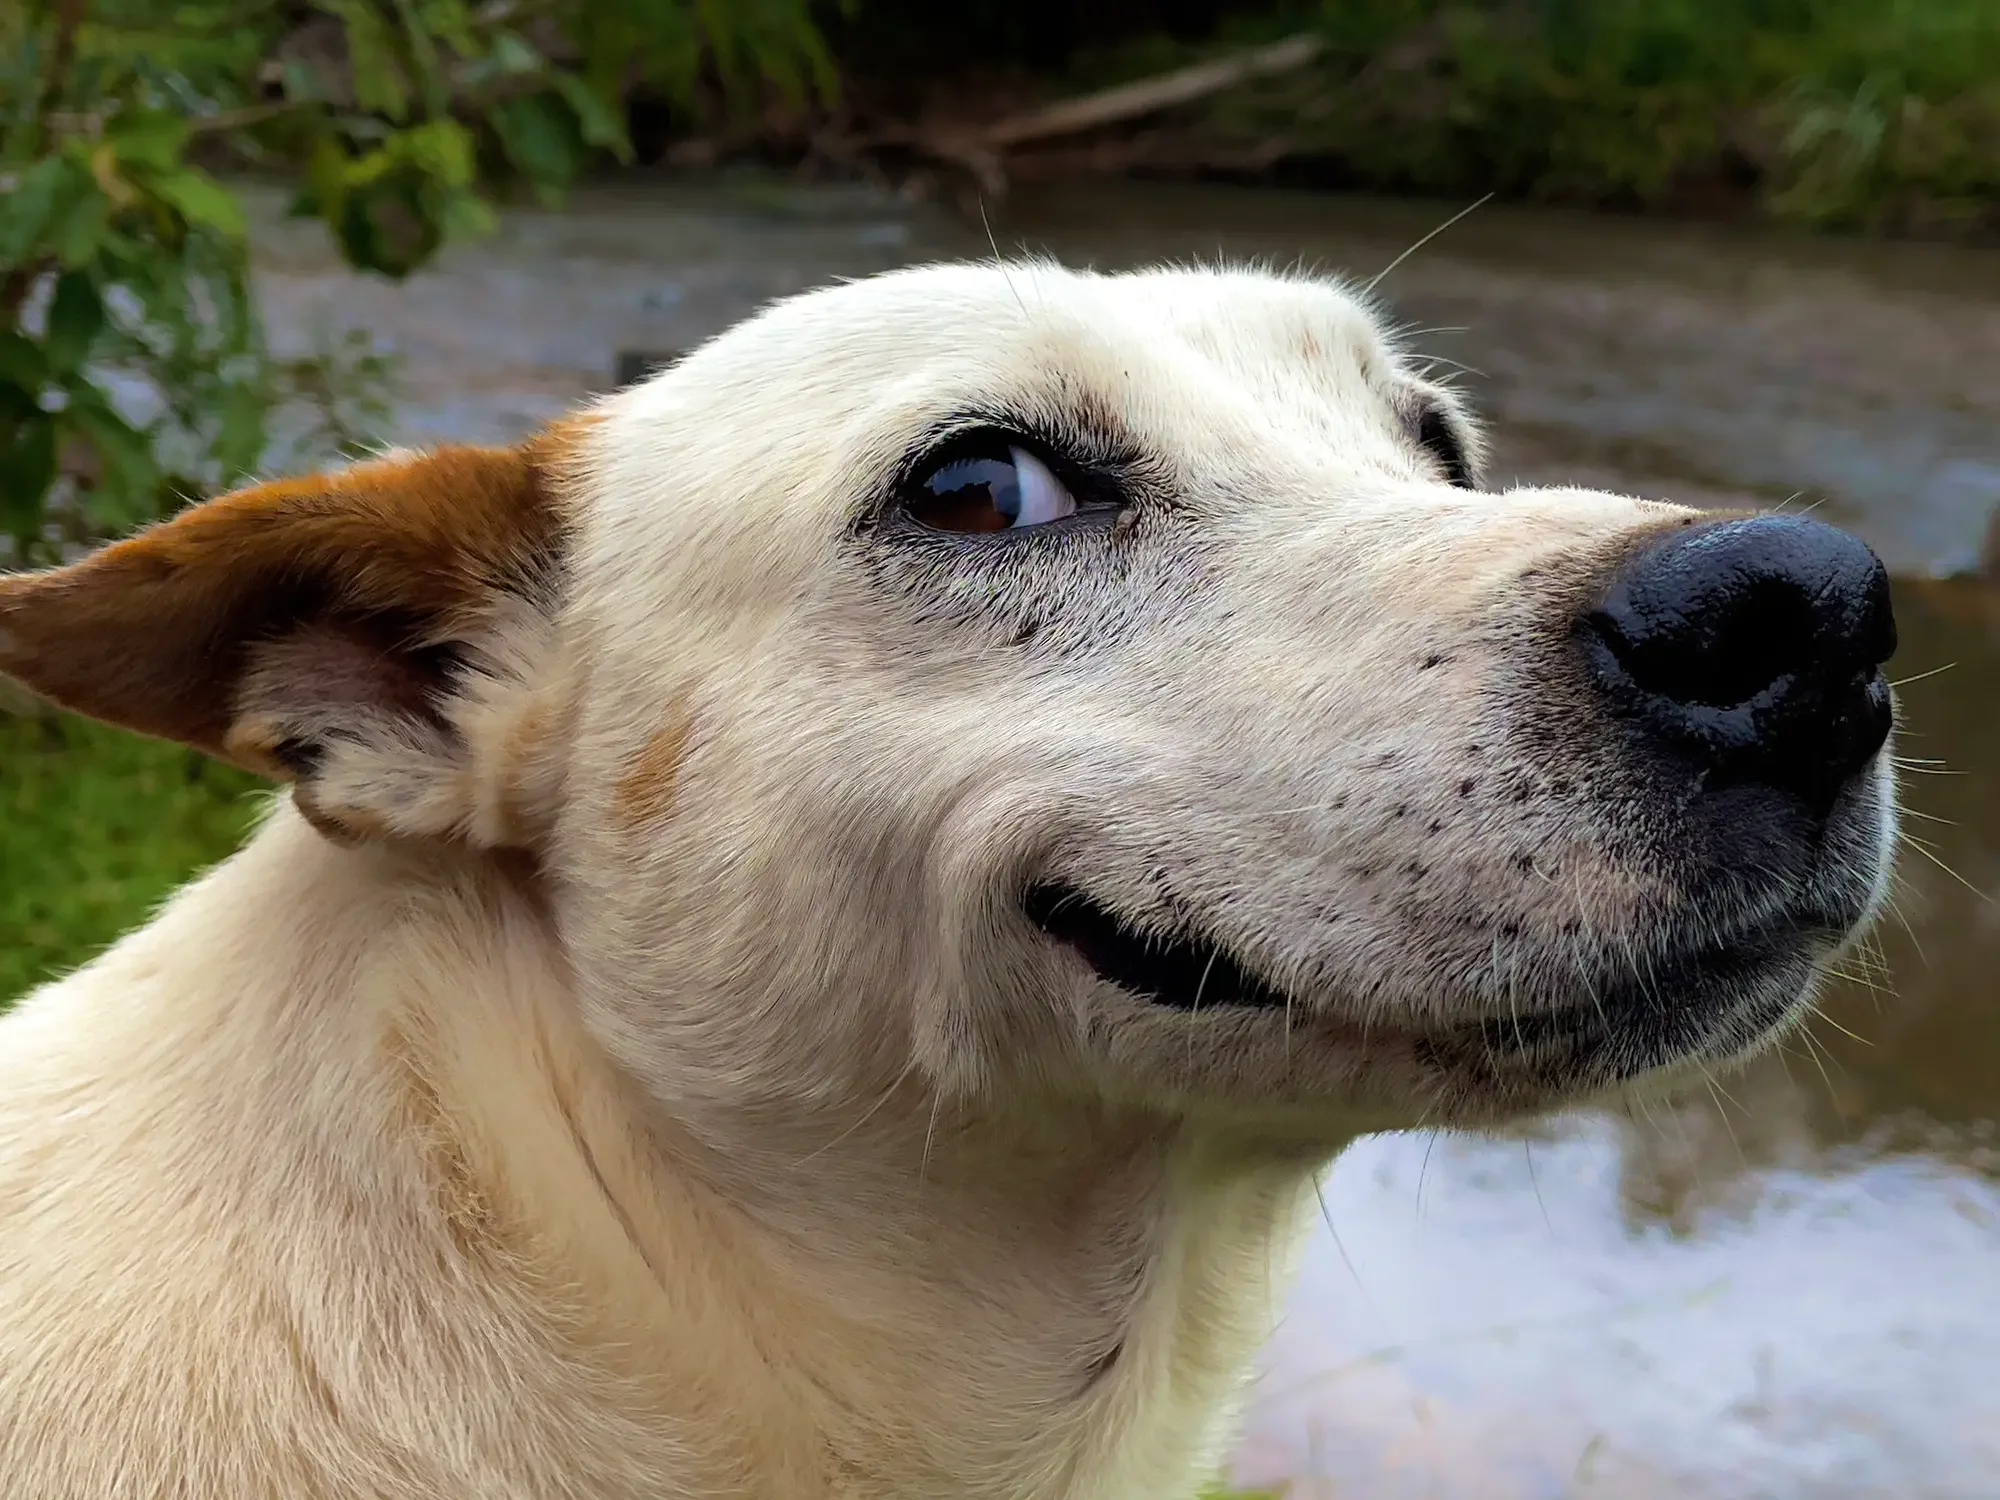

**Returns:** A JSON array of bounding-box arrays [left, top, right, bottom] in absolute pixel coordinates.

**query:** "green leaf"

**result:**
[[327, 0, 414, 121], [550, 72, 633, 159], [488, 31, 543, 76], [397, 119, 479, 188], [43, 273, 104, 374], [147, 171, 248, 239], [298, 132, 351, 223], [491, 93, 588, 189], [336, 175, 441, 278], [0, 157, 76, 267], [107, 110, 194, 172], [410, 0, 479, 59], [63, 387, 163, 531], [389, 0, 452, 118], [210, 380, 270, 479], [0, 409, 58, 537], [48, 188, 112, 269], [0, 333, 47, 392], [436, 190, 496, 241]]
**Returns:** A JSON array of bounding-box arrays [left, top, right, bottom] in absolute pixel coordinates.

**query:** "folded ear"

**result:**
[[0, 425, 592, 848]]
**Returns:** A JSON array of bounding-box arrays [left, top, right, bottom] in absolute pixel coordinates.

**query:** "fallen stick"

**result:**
[[977, 33, 1324, 149], [810, 33, 1328, 199]]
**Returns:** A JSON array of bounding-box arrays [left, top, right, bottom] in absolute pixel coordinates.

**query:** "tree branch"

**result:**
[[829, 33, 1328, 199], [978, 34, 1324, 150], [26, 0, 88, 160]]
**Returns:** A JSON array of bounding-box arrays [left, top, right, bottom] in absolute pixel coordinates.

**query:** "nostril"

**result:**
[[1590, 568, 1827, 709], [1585, 514, 1897, 801]]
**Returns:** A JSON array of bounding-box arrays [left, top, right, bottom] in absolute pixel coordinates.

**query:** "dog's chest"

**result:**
[[940, 1170, 1314, 1500]]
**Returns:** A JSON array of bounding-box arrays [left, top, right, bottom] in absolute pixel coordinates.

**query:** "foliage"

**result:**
[[1127, 0, 2000, 235], [0, 0, 831, 564]]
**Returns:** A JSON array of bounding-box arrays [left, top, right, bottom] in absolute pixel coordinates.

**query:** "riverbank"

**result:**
[[625, 0, 2000, 244], [235, 170, 2000, 580]]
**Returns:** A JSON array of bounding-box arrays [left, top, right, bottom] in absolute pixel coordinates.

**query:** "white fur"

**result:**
[[0, 262, 1895, 1498]]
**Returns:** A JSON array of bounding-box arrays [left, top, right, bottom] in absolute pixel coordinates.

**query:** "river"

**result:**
[[248, 174, 2000, 1499]]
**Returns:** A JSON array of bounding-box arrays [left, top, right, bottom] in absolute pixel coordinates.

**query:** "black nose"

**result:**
[[1584, 514, 1896, 806]]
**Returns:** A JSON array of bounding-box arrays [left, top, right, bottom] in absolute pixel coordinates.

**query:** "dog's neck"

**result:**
[[71, 808, 1334, 1499]]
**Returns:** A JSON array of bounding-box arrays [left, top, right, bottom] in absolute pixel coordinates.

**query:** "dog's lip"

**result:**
[[1024, 888, 1288, 1016], [1466, 906, 1847, 1079], [1024, 883, 1292, 1012], [1025, 880, 1849, 1073]]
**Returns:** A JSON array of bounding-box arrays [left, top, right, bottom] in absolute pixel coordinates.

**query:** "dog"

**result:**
[[0, 261, 1899, 1499]]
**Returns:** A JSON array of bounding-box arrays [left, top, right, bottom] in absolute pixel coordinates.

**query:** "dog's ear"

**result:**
[[0, 425, 592, 848]]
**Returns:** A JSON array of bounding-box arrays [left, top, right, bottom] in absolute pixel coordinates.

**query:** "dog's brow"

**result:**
[[876, 402, 1144, 499]]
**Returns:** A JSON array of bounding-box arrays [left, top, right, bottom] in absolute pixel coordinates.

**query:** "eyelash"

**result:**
[[872, 400, 1473, 543], [887, 424, 1130, 528]]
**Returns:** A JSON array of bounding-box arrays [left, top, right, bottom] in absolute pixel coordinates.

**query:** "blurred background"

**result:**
[[1, 3, 1996, 1495]]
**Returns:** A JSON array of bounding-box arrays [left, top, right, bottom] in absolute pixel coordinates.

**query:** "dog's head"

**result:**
[[0, 263, 1898, 1141]]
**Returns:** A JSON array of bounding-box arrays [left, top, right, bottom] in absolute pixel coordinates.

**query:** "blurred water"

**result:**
[[248, 173, 2000, 1497]]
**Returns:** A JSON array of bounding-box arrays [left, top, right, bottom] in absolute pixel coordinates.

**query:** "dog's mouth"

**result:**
[[1024, 879, 1859, 1088], [1462, 911, 1845, 1083], [1024, 883, 1289, 1011]]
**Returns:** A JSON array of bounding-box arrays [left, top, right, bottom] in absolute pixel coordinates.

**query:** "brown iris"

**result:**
[[906, 443, 1078, 534]]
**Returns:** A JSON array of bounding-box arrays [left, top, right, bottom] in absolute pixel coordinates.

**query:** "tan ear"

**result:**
[[0, 424, 591, 847]]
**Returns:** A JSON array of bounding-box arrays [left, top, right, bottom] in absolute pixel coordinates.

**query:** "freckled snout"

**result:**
[[1584, 514, 1897, 812]]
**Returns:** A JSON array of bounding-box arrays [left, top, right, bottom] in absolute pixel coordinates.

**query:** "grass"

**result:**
[[0, 710, 266, 1006]]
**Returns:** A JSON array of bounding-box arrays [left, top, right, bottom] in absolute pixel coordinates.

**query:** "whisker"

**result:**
[[1417, 353, 1488, 379], [1773, 1040, 1802, 1094], [1187, 945, 1222, 1073], [978, 195, 1028, 318], [916, 1088, 945, 1200], [1523, 1139, 1554, 1235], [1804, 1003, 1874, 1048], [1700, 1074, 1746, 1168], [1364, 193, 1494, 294], [792, 1056, 918, 1167], [1701, 1069, 1747, 1117], [1795, 1021, 1845, 1111], [1889, 661, 1956, 689], [1901, 838, 1991, 902], [1313, 1172, 1371, 1303], [1891, 757, 1964, 776], [1898, 807, 1957, 827], [1414, 1129, 1441, 1222], [1499, 935, 1526, 1054], [1824, 964, 1895, 1001], [1663, 1095, 1709, 1203], [1886, 893, 1928, 968]]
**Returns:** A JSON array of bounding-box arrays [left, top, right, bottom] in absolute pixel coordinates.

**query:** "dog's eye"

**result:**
[[908, 444, 1078, 534]]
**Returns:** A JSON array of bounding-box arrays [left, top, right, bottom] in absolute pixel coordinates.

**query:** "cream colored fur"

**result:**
[[0, 262, 1896, 1499]]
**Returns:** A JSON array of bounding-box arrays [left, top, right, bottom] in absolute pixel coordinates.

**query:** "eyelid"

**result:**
[[894, 422, 1126, 516]]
